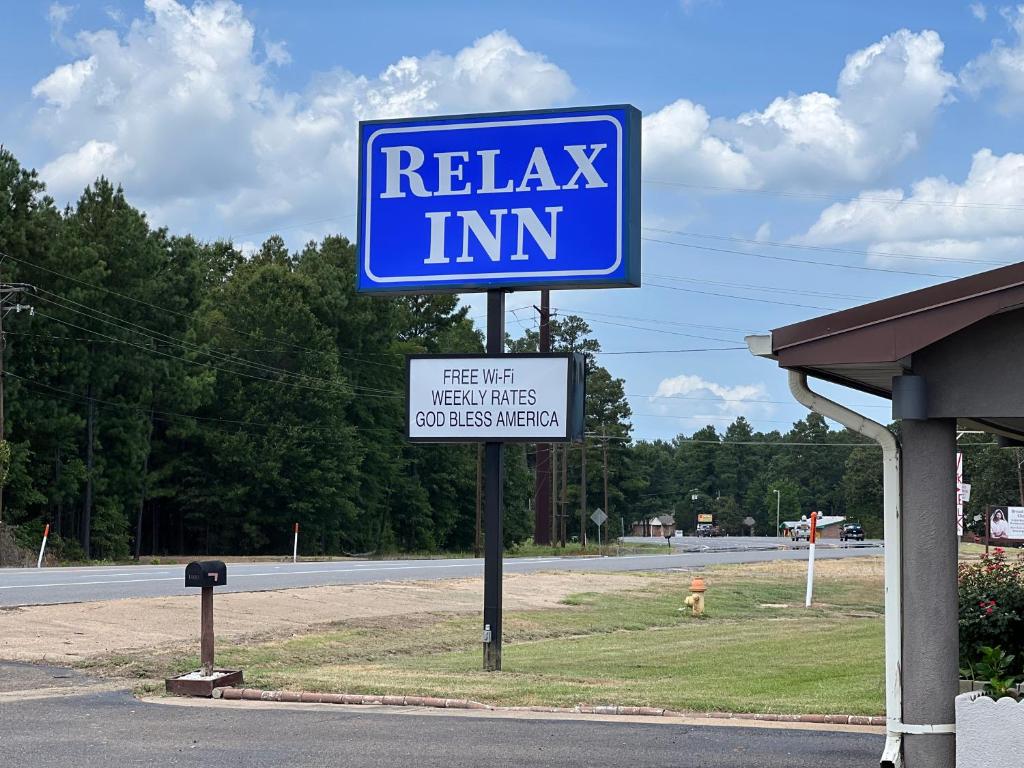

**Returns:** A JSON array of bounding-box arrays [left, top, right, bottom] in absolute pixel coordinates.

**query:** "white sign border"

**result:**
[[363, 115, 623, 285], [405, 353, 581, 443]]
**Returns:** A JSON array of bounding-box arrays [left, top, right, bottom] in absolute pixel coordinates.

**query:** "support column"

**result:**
[[901, 418, 957, 768]]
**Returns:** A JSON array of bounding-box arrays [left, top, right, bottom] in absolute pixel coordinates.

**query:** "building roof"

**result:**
[[748, 260, 1024, 439], [783, 516, 846, 529]]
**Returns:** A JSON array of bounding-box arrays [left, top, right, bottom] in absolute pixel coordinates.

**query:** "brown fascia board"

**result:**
[[772, 261, 1024, 367]]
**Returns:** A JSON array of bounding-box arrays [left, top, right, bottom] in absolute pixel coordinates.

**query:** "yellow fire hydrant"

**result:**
[[684, 577, 706, 617]]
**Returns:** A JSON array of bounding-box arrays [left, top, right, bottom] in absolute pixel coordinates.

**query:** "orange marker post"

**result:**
[[37, 524, 50, 568], [293, 523, 299, 563], [805, 512, 819, 607]]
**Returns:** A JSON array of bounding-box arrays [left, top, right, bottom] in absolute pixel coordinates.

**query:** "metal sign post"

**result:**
[[591, 507, 607, 548], [483, 290, 505, 671]]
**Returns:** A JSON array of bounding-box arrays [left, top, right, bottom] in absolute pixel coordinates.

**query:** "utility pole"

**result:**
[[1016, 448, 1024, 507], [773, 488, 781, 538], [0, 282, 34, 525], [559, 443, 568, 546], [602, 435, 609, 545], [580, 436, 587, 547], [533, 290, 552, 545], [134, 411, 155, 561], [550, 441, 559, 545]]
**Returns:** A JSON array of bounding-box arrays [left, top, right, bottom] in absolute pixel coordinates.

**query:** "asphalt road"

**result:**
[[0, 663, 884, 768], [0, 539, 882, 607]]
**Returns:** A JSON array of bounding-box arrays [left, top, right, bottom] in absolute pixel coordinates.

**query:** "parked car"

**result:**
[[840, 523, 865, 542], [696, 523, 722, 537], [791, 523, 811, 542]]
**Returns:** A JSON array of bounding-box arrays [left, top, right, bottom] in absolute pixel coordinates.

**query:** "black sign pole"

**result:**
[[483, 289, 505, 671]]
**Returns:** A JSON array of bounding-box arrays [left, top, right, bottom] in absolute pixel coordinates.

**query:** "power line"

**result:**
[[551, 308, 747, 343], [1, 249, 404, 371], [5, 370, 396, 439], [33, 288, 389, 393], [644, 280, 840, 310], [32, 306, 402, 399], [643, 272, 876, 302], [643, 227, 1013, 268], [641, 178, 1024, 213], [634, 412, 804, 426], [640, 236, 954, 279], [595, 347, 747, 355], [631, 392, 890, 409]]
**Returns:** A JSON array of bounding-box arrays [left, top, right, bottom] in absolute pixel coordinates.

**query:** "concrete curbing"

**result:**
[[210, 687, 886, 727]]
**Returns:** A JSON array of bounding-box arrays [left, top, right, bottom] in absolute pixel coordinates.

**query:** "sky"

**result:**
[[3, 0, 1024, 441]]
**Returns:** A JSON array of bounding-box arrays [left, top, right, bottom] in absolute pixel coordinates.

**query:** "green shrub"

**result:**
[[959, 548, 1024, 677]]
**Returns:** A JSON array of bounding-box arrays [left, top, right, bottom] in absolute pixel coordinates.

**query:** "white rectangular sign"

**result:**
[[407, 355, 577, 442]]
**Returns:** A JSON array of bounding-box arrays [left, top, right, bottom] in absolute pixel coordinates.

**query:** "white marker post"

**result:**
[[292, 522, 299, 564], [37, 523, 50, 568], [805, 512, 819, 607]]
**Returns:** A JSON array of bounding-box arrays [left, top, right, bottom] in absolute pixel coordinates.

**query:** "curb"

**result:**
[[211, 687, 886, 727]]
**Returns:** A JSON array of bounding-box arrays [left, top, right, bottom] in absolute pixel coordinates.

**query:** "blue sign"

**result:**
[[357, 105, 640, 294]]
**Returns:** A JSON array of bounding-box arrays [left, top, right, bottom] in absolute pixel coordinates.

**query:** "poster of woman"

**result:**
[[991, 508, 1010, 539], [987, 506, 1024, 541]]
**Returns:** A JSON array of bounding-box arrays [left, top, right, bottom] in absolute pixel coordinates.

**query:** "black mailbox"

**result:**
[[185, 560, 227, 588]]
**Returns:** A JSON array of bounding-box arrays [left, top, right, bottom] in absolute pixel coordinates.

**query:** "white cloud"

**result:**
[[29, 0, 574, 239], [651, 373, 771, 422], [970, 3, 988, 22], [643, 29, 955, 190], [642, 99, 755, 187], [961, 5, 1024, 110], [799, 148, 1024, 265], [39, 139, 135, 195], [32, 56, 97, 109], [264, 39, 290, 67], [47, 3, 75, 45]]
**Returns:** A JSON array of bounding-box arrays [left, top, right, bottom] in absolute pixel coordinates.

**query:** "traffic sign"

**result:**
[[357, 105, 641, 294], [591, 508, 607, 526]]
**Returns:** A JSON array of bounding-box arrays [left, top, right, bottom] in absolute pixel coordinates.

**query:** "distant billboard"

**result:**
[[988, 506, 1024, 540], [697, 513, 713, 524]]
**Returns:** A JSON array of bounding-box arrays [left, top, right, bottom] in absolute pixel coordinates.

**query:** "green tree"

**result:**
[[841, 445, 884, 537]]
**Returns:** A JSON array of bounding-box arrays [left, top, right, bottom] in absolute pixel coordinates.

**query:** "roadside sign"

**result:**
[[406, 353, 585, 442], [357, 105, 641, 294], [988, 505, 1024, 540], [697, 513, 713, 523], [591, 508, 607, 526]]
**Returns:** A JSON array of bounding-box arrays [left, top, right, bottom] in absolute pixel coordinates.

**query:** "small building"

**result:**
[[782, 515, 846, 539], [630, 515, 676, 537]]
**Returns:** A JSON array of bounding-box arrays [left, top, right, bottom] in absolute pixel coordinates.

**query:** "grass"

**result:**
[[959, 541, 1024, 559], [91, 559, 886, 716]]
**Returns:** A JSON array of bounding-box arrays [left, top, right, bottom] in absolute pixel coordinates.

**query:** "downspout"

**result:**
[[786, 370, 904, 768], [744, 335, 905, 767]]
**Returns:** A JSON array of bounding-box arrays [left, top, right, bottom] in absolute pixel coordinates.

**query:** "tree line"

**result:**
[[1, 148, 1018, 560]]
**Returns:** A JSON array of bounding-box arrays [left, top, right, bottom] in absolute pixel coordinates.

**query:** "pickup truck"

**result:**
[[696, 523, 722, 537], [791, 523, 811, 542]]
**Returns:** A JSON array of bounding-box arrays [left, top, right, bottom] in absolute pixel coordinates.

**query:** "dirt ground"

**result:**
[[0, 558, 884, 665], [0, 571, 651, 663]]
